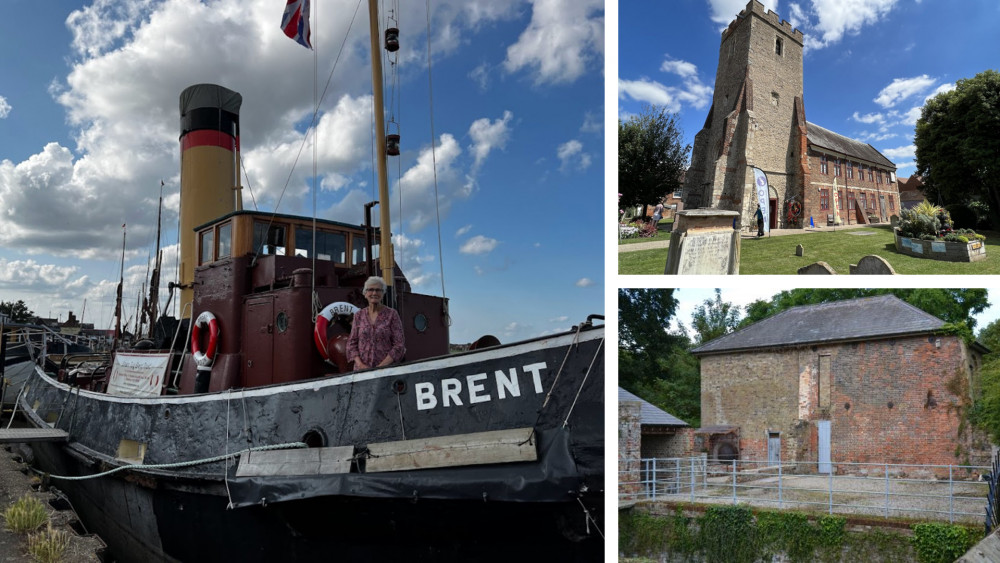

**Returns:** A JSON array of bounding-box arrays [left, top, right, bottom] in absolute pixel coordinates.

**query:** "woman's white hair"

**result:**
[[363, 276, 387, 291]]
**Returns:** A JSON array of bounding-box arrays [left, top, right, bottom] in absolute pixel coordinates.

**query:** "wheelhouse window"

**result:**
[[253, 221, 287, 256], [352, 235, 380, 265], [294, 228, 347, 263], [217, 222, 232, 259], [199, 229, 214, 265]]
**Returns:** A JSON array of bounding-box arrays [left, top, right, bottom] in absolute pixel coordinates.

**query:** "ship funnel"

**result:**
[[178, 84, 243, 315]]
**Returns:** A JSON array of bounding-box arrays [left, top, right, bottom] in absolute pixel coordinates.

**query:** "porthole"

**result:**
[[276, 311, 289, 333], [413, 313, 428, 333]]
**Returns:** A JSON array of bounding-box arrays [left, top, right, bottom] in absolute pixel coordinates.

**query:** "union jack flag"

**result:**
[[281, 0, 312, 50]]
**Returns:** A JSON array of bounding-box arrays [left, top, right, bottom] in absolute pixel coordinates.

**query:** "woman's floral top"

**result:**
[[346, 306, 405, 368]]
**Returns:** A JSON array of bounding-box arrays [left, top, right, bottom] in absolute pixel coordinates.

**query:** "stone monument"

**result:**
[[664, 209, 741, 275]]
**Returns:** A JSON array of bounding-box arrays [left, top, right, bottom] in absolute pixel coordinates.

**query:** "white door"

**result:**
[[818, 420, 831, 474], [767, 433, 781, 465]]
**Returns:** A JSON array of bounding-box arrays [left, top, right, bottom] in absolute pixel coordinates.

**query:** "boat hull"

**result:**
[[20, 326, 604, 561]]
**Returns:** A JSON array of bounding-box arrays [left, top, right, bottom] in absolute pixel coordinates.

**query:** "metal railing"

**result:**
[[620, 457, 989, 524]]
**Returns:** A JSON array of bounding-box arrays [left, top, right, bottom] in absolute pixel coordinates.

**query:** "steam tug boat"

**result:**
[[16, 55, 603, 563]]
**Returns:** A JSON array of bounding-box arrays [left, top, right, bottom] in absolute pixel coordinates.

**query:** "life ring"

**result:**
[[314, 302, 359, 360], [191, 311, 221, 367]]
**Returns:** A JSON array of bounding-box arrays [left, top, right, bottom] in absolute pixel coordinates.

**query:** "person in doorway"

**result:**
[[755, 205, 764, 237], [347, 276, 405, 370]]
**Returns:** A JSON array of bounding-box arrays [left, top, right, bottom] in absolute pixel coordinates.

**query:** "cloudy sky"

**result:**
[[0, 0, 604, 343], [619, 0, 1000, 178]]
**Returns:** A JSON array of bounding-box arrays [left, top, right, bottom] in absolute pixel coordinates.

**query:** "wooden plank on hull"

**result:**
[[235, 445, 354, 477], [365, 427, 537, 473], [0, 428, 69, 443]]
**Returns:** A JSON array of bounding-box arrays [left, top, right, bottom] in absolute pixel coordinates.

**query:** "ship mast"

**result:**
[[367, 0, 395, 289]]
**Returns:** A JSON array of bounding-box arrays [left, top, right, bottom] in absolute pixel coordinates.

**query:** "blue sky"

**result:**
[[619, 0, 1000, 178], [0, 0, 604, 343]]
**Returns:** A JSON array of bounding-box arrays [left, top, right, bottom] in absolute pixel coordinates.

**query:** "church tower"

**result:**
[[683, 0, 805, 229]]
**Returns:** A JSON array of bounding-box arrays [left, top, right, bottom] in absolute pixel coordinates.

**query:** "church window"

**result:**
[[820, 155, 828, 174], [876, 170, 882, 184], [859, 192, 867, 209], [838, 190, 844, 209], [848, 190, 856, 210], [820, 189, 830, 210], [846, 161, 853, 179], [889, 195, 895, 211], [868, 167, 874, 182], [775, 36, 783, 56], [833, 159, 841, 176]]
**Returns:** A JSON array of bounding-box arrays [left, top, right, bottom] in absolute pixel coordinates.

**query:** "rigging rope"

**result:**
[[425, 0, 448, 305]]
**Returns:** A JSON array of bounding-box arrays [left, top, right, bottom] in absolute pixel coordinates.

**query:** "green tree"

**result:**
[[975, 319, 1000, 444], [915, 70, 1000, 228], [691, 289, 743, 345], [0, 300, 34, 323], [618, 105, 690, 217], [619, 288, 701, 425]]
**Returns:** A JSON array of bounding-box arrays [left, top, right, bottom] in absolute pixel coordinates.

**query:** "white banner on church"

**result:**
[[108, 352, 170, 397], [752, 167, 770, 234]]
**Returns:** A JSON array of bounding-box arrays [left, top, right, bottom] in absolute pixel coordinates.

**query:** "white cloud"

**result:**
[[575, 277, 596, 287], [925, 82, 956, 101], [504, 0, 604, 85], [619, 78, 680, 112], [455, 224, 472, 237], [468, 111, 513, 172], [469, 63, 491, 91], [556, 139, 591, 172], [460, 235, 499, 255], [805, 0, 899, 49], [660, 57, 697, 79], [0, 96, 10, 119], [549, 315, 569, 322], [580, 110, 601, 133], [874, 75, 936, 108], [851, 111, 885, 125], [707, 0, 779, 25], [882, 144, 915, 161]]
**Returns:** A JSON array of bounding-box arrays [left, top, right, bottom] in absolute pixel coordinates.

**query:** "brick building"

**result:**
[[682, 0, 899, 231], [897, 175, 927, 210], [618, 387, 693, 459], [690, 295, 988, 472]]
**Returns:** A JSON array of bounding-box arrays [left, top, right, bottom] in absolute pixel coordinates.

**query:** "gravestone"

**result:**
[[664, 209, 741, 275], [798, 262, 836, 274], [849, 255, 896, 275], [795, 244, 804, 256]]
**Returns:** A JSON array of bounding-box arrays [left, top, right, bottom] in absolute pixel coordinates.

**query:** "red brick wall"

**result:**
[[700, 334, 977, 469], [805, 149, 900, 225], [619, 401, 642, 499]]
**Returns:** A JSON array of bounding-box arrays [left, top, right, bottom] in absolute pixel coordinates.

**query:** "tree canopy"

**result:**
[[915, 70, 1000, 228], [618, 105, 690, 215], [691, 289, 742, 345], [0, 300, 34, 323]]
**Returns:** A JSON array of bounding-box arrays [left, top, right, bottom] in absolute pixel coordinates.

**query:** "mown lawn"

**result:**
[[617, 220, 674, 246], [617, 225, 1000, 275]]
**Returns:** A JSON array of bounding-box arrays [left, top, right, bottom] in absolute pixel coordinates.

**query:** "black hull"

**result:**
[[21, 326, 604, 561]]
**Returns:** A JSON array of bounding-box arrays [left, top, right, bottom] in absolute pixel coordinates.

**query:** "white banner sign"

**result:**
[[108, 352, 170, 397], [752, 167, 770, 234]]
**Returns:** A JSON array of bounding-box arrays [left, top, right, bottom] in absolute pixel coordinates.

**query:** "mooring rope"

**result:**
[[39, 441, 308, 482], [576, 496, 604, 540]]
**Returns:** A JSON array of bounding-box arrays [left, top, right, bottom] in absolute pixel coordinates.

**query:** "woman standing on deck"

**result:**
[[347, 276, 406, 369]]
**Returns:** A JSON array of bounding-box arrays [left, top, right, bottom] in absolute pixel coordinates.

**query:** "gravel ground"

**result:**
[[0, 442, 105, 562], [642, 472, 989, 524]]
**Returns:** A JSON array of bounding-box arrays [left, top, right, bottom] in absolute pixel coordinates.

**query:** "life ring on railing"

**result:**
[[191, 311, 221, 367], [314, 302, 359, 361]]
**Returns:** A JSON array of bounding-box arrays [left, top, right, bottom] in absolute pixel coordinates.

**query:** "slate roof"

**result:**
[[618, 388, 689, 427], [807, 121, 895, 169], [691, 295, 947, 356]]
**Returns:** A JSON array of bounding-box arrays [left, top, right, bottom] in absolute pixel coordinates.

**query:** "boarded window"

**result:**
[[819, 355, 832, 408]]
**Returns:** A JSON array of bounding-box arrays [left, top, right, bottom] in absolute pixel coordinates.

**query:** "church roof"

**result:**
[[618, 387, 689, 427], [806, 121, 896, 169], [690, 295, 946, 356]]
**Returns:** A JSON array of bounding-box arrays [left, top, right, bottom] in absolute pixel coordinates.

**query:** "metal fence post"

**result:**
[[950, 465, 955, 524], [885, 463, 889, 519], [829, 463, 834, 514], [732, 459, 737, 504], [651, 458, 657, 501], [690, 457, 696, 502]]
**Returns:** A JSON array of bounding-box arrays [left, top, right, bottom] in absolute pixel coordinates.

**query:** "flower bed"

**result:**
[[894, 229, 986, 262]]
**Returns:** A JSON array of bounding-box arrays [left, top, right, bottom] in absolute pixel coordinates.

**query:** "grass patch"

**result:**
[[617, 226, 1000, 275], [27, 523, 69, 563], [3, 495, 48, 533]]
